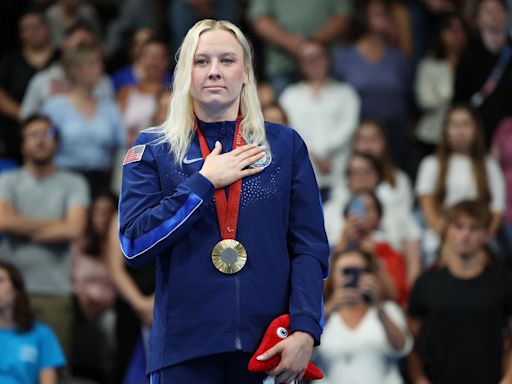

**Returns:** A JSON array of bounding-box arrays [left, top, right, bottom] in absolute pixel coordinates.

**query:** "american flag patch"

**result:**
[[123, 145, 146, 165]]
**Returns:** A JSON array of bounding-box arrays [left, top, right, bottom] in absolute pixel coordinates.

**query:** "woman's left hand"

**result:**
[[257, 331, 314, 384]]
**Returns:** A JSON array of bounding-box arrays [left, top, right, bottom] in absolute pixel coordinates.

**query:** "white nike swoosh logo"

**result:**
[[183, 156, 203, 164]]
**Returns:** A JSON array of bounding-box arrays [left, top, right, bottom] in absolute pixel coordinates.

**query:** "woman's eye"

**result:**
[[194, 58, 207, 65], [222, 58, 234, 64]]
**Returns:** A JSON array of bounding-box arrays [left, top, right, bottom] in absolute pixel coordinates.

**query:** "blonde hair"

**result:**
[[160, 19, 266, 164]]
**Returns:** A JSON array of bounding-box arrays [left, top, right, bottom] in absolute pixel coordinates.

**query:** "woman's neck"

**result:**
[[446, 249, 486, 279], [357, 34, 387, 62], [23, 45, 54, 70], [308, 78, 328, 93], [69, 84, 95, 100], [194, 101, 239, 122], [338, 302, 369, 327], [0, 307, 14, 328]]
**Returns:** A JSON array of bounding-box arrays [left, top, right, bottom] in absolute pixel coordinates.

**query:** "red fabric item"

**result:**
[[248, 314, 323, 380], [375, 242, 409, 305]]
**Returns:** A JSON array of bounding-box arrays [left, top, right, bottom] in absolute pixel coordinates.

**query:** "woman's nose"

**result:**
[[208, 60, 221, 79]]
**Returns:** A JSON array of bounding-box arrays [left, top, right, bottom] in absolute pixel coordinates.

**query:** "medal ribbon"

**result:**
[[195, 117, 245, 240]]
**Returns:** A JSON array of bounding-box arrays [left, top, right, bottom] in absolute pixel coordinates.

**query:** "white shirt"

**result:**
[[414, 57, 454, 144], [324, 185, 421, 251], [122, 88, 157, 133], [378, 169, 414, 214], [316, 302, 413, 384], [415, 154, 505, 212], [279, 80, 360, 188]]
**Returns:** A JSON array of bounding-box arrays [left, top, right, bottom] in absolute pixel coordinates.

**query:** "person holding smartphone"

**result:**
[[317, 249, 412, 384], [334, 191, 409, 304]]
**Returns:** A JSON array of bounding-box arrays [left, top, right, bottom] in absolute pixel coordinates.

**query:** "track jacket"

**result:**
[[118, 119, 330, 374]]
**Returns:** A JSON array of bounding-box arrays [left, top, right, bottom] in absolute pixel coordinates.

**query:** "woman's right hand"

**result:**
[[199, 142, 266, 188]]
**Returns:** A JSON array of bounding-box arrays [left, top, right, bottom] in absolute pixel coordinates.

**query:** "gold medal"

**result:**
[[211, 239, 247, 274]]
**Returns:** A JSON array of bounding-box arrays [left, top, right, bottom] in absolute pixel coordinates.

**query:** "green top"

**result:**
[[247, 0, 352, 76]]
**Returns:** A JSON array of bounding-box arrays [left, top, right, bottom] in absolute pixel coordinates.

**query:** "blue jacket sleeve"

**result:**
[[287, 131, 330, 345], [118, 136, 215, 268]]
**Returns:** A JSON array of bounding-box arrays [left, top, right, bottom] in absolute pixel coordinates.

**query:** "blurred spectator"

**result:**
[[414, 13, 468, 156], [248, 0, 352, 95], [332, 0, 413, 174], [492, 117, 512, 262], [71, 191, 116, 382], [389, 1, 415, 57], [72, 192, 116, 319], [45, 0, 102, 48], [407, 200, 512, 384], [416, 103, 505, 265], [111, 27, 156, 92], [0, 115, 89, 363], [352, 121, 422, 283], [167, 0, 240, 57], [41, 45, 126, 197], [108, 92, 164, 375], [453, 0, 512, 146], [106, 213, 155, 383], [256, 82, 276, 109], [152, 88, 172, 127], [325, 153, 422, 282], [21, 22, 114, 119], [279, 41, 360, 201], [103, 0, 157, 65], [262, 103, 288, 125], [0, 9, 56, 164], [0, 0, 31, 54], [317, 248, 412, 384], [0, 260, 66, 384], [118, 38, 170, 146], [111, 88, 171, 195], [333, 191, 409, 304], [407, 0, 472, 64], [353, 120, 414, 214]]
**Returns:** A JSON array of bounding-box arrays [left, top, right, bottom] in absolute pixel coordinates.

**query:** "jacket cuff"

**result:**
[[183, 172, 215, 202], [290, 314, 322, 346]]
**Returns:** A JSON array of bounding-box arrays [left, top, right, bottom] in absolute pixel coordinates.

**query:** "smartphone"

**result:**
[[343, 267, 363, 288], [343, 267, 372, 303], [346, 196, 366, 218]]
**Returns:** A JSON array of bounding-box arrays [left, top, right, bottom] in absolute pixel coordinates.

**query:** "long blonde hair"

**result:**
[[160, 19, 266, 164]]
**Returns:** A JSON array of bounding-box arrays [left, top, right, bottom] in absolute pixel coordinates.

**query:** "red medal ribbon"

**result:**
[[195, 117, 245, 240]]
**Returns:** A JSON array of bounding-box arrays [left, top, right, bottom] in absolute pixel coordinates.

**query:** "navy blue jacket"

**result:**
[[118, 120, 330, 373]]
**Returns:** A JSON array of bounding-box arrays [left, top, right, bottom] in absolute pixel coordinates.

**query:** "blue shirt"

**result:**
[[332, 45, 412, 131], [112, 65, 172, 93], [42, 95, 126, 171], [0, 322, 65, 384], [119, 120, 330, 373]]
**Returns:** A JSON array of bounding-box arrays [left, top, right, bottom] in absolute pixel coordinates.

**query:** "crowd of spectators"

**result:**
[[0, 0, 511, 383]]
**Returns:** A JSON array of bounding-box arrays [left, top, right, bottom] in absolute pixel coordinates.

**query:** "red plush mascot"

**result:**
[[248, 314, 323, 383]]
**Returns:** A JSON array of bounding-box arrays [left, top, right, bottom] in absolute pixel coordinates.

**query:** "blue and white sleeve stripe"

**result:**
[[119, 192, 203, 260]]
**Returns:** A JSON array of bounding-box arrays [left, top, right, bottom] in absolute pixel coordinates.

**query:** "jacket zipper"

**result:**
[[235, 274, 242, 350]]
